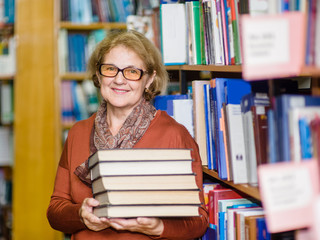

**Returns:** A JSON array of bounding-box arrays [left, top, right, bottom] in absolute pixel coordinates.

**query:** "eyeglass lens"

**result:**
[[100, 64, 143, 80]]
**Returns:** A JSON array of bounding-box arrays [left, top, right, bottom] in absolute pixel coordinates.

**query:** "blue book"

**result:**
[[224, 79, 251, 184], [213, 78, 227, 179], [209, 86, 217, 170], [153, 94, 188, 116], [204, 84, 215, 170], [267, 109, 277, 164], [299, 118, 313, 159], [202, 225, 217, 240], [256, 217, 271, 240], [275, 94, 320, 162], [4, 0, 15, 24]]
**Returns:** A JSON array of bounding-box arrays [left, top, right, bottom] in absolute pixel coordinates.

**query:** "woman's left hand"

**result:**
[[109, 217, 164, 236]]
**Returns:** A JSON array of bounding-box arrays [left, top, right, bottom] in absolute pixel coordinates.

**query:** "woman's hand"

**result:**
[[79, 198, 111, 231], [109, 217, 164, 236]]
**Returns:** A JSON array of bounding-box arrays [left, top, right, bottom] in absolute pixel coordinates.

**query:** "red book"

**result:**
[[208, 186, 243, 225]]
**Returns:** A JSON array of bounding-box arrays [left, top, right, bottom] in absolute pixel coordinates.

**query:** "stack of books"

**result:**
[[89, 148, 201, 218]]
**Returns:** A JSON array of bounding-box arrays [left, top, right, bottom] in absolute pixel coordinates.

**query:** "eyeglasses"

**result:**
[[98, 64, 147, 81]]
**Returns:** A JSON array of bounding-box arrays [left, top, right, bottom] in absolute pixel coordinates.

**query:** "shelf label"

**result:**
[[258, 160, 319, 233], [241, 12, 305, 81]]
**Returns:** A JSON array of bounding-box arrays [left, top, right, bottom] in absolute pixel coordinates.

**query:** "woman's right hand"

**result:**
[[79, 198, 111, 231]]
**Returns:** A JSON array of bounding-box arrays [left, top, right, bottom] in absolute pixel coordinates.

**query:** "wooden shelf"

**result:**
[[202, 166, 261, 201], [0, 75, 14, 80], [60, 72, 90, 80], [301, 66, 320, 77], [60, 21, 127, 30], [165, 65, 242, 73]]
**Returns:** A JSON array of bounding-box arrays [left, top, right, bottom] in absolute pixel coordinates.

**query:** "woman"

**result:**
[[47, 30, 208, 239]]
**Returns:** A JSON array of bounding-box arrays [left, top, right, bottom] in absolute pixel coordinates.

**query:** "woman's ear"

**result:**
[[146, 71, 156, 89]]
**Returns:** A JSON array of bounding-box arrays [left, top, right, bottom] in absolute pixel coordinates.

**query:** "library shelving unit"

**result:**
[[58, 22, 127, 133], [0, 22, 14, 240], [10, 1, 320, 240]]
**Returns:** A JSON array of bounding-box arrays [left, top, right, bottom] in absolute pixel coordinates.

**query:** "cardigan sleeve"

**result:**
[[47, 137, 87, 233]]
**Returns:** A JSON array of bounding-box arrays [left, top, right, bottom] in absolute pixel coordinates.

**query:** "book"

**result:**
[[160, 3, 187, 65], [203, 84, 215, 170], [208, 187, 243, 225], [234, 207, 264, 240], [275, 94, 320, 162], [170, 98, 194, 138], [153, 94, 188, 115], [90, 159, 194, 180], [244, 214, 265, 240], [185, 1, 202, 65], [288, 107, 320, 162], [224, 79, 251, 183], [93, 189, 201, 205], [92, 174, 198, 192], [192, 80, 210, 166], [212, 78, 227, 179], [241, 92, 270, 185], [93, 203, 201, 218], [0, 81, 13, 125], [88, 148, 193, 168], [251, 105, 270, 166]]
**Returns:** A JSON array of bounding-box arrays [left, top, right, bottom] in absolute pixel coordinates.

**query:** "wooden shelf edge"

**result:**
[[202, 166, 261, 201], [165, 65, 242, 73], [0, 75, 15, 80], [60, 72, 89, 80], [60, 21, 127, 30]]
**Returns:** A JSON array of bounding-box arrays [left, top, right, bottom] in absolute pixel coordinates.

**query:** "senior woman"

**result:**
[[47, 30, 208, 240]]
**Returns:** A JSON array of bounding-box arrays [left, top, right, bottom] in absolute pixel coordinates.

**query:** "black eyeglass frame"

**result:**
[[98, 63, 148, 81]]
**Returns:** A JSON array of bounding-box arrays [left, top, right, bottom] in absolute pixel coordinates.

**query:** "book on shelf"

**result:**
[[288, 106, 320, 162], [185, 1, 202, 65], [274, 94, 320, 162], [0, 127, 13, 166], [160, 3, 187, 65], [93, 189, 201, 205], [212, 78, 227, 179], [92, 174, 198, 193], [192, 80, 210, 166], [208, 186, 243, 226], [240, 92, 270, 185], [0, 81, 13, 125], [0, 35, 15, 75], [224, 79, 251, 184], [153, 94, 188, 115], [227, 206, 263, 240], [203, 83, 215, 170], [244, 214, 265, 240], [218, 201, 258, 240], [169, 98, 194, 138], [251, 105, 270, 166], [93, 203, 201, 218]]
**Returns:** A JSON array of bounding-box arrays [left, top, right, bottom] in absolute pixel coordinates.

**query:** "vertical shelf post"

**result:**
[[13, 0, 62, 239]]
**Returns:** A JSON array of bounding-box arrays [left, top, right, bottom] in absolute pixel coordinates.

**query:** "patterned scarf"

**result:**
[[74, 98, 157, 186]]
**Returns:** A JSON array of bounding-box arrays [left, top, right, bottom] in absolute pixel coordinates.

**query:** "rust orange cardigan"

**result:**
[[47, 110, 209, 240]]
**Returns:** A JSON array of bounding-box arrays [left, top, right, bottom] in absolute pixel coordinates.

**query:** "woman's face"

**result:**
[[97, 45, 155, 112]]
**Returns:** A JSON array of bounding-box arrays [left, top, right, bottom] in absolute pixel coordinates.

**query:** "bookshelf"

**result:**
[[0, 11, 15, 240], [6, 0, 320, 239]]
